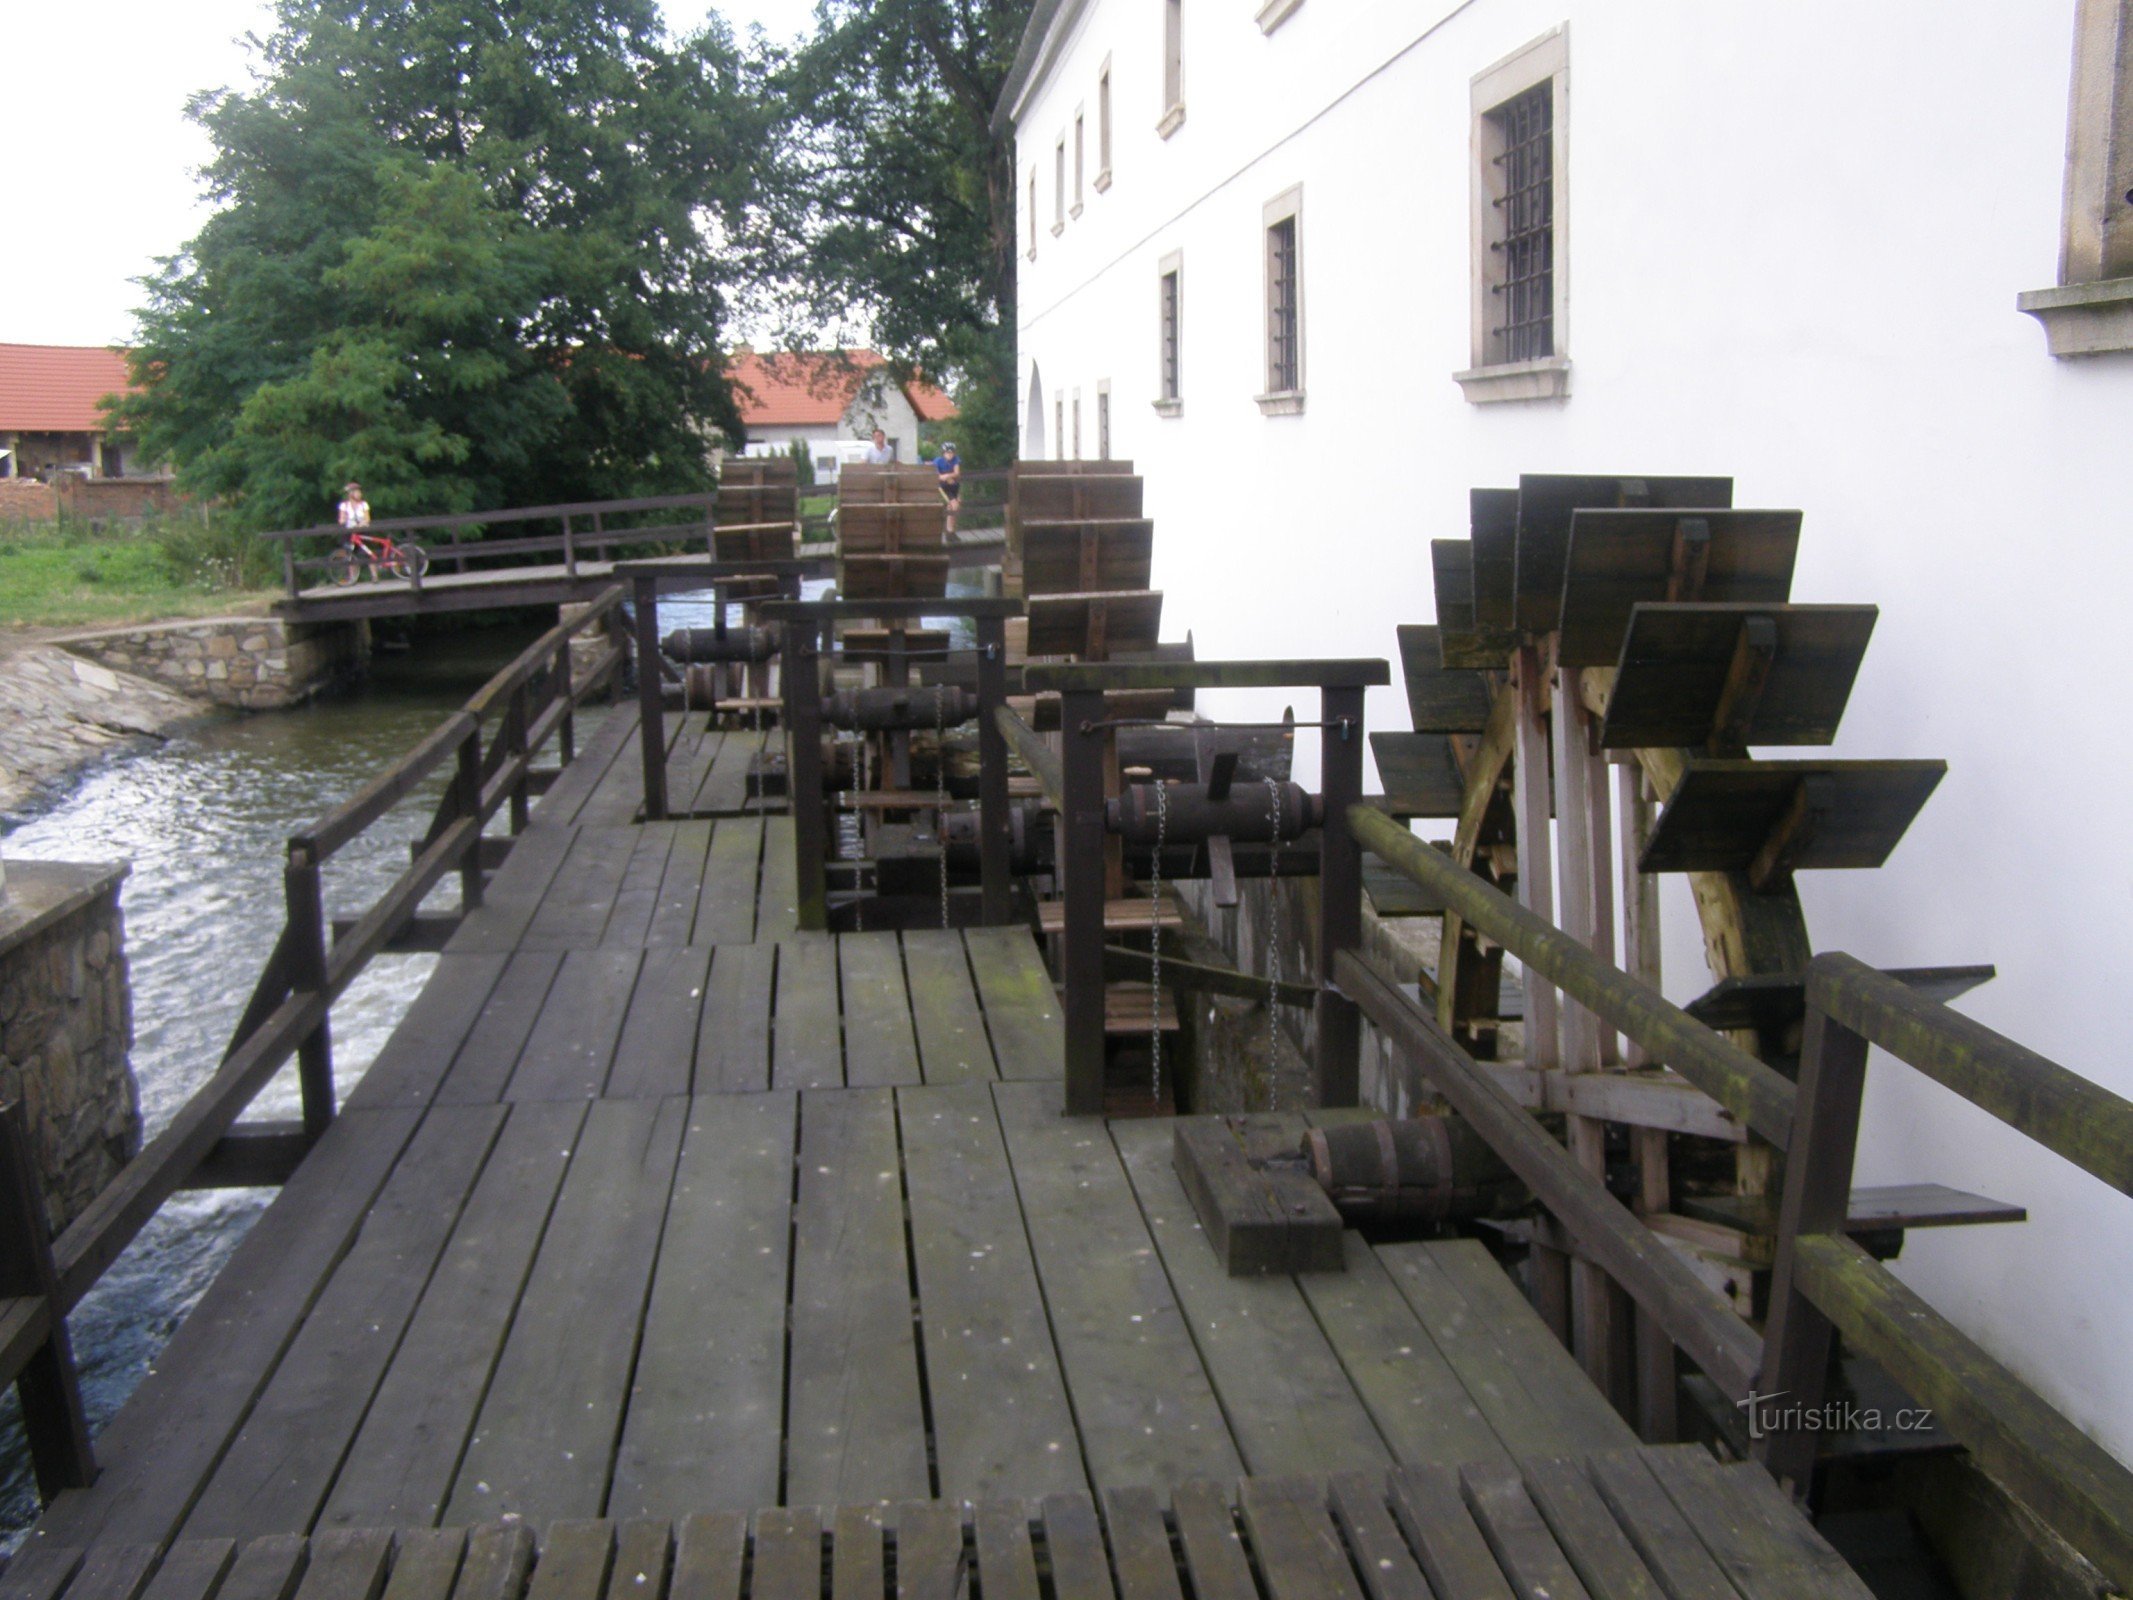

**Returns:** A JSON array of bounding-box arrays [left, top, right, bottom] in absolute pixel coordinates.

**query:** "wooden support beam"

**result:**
[[182, 1122, 312, 1189], [1708, 614, 1778, 751], [1665, 517, 1711, 602], [1061, 688, 1109, 1115], [1103, 945, 1316, 1008], [1511, 643, 1567, 1338], [1619, 760, 1678, 1441], [1747, 774, 1835, 892], [0, 1103, 93, 1498]]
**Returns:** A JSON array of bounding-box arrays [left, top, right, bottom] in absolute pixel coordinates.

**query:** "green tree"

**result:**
[[754, 0, 1033, 465], [116, 0, 769, 529]]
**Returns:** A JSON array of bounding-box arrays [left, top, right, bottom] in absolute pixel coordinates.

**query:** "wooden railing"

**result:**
[[1344, 803, 2133, 1593], [259, 493, 720, 599], [0, 589, 625, 1501], [1761, 953, 2133, 1589]]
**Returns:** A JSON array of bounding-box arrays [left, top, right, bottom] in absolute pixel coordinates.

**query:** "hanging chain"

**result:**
[[1150, 777, 1168, 1107], [1264, 777, 1284, 1090], [936, 685, 951, 930]]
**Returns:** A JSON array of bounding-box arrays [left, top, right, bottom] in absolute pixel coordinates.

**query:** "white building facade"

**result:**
[[1004, 0, 2133, 1461]]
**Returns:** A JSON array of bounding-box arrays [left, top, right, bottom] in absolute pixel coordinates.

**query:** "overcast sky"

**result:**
[[3, 0, 820, 349]]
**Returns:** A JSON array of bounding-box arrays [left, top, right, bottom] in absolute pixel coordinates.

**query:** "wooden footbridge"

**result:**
[[2, 468, 2130, 1600]]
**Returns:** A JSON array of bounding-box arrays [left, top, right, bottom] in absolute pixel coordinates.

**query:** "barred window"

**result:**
[[1098, 384, 1112, 458], [1267, 217, 1299, 392], [1159, 266, 1182, 403], [1487, 81, 1553, 363]]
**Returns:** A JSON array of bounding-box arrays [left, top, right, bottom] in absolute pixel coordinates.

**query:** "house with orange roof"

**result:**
[[725, 348, 956, 480], [0, 344, 152, 481]]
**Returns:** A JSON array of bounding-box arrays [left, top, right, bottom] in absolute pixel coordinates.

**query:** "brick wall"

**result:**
[[0, 479, 59, 520]]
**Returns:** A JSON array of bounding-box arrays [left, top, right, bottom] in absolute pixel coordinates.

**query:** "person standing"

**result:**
[[863, 428, 894, 465], [932, 442, 962, 536], [337, 480, 373, 576]]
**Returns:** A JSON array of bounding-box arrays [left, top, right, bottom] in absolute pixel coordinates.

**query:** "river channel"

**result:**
[[0, 620, 562, 1545]]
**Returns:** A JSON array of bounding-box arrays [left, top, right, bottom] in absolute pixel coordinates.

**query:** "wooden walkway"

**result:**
[[7, 708, 1873, 1598]]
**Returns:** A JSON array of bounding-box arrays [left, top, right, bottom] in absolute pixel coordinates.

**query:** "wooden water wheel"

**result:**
[[1373, 473, 1984, 1432]]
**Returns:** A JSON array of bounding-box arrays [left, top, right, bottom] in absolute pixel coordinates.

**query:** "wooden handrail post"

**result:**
[[555, 636, 577, 765], [974, 614, 1012, 924], [1060, 688, 1108, 1115], [456, 726, 486, 911], [1755, 989, 1871, 1494], [0, 1102, 94, 1498], [562, 513, 576, 578], [634, 575, 669, 821], [505, 687, 532, 835], [1314, 684, 1365, 1107], [784, 616, 827, 929], [284, 846, 337, 1140], [281, 539, 299, 601]]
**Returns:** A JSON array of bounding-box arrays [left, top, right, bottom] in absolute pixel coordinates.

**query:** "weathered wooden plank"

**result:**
[[601, 827, 678, 948], [1111, 1119, 1390, 1478], [606, 945, 712, 1099], [886, 1502, 962, 1600], [0, 1544, 84, 1600], [669, 1511, 746, 1600], [771, 936, 843, 1090], [1039, 1494, 1118, 1600], [785, 1088, 929, 1506], [183, 1105, 509, 1538], [319, 1102, 585, 1530], [1375, 1241, 1622, 1460], [902, 932, 993, 1084], [1642, 1445, 1871, 1600], [695, 945, 775, 1093], [580, 716, 655, 826], [1557, 508, 1801, 670], [839, 936, 922, 1087], [534, 710, 637, 827], [288, 1529, 392, 1600], [1639, 760, 1944, 878], [30, 1109, 424, 1550], [1460, 1463, 1594, 1600], [1388, 1464, 1517, 1600], [1239, 1477, 1367, 1600], [827, 1508, 884, 1600], [1325, 1473, 1433, 1600], [698, 728, 760, 817], [646, 821, 713, 948], [1294, 1234, 1510, 1470], [344, 952, 510, 1110], [993, 1081, 1242, 1488], [504, 948, 643, 1100], [523, 1522, 613, 1600], [207, 1538, 306, 1600], [609, 1092, 796, 1519], [445, 824, 577, 956], [1169, 1483, 1255, 1600], [444, 1098, 686, 1525], [375, 1530, 463, 1600], [448, 1524, 535, 1600], [605, 1521, 671, 1600], [693, 820, 761, 946], [433, 950, 566, 1104], [755, 815, 800, 942], [1099, 1487, 1183, 1600], [1584, 1450, 1741, 1600], [135, 1541, 238, 1600], [972, 1502, 1040, 1600], [1167, 1116, 1341, 1277], [51, 1547, 160, 1600], [898, 1083, 1083, 1502], [965, 929, 1063, 1081], [521, 826, 642, 952], [1518, 1457, 1666, 1600]]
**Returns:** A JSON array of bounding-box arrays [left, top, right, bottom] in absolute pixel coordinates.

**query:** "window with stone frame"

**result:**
[[2019, 0, 2133, 355]]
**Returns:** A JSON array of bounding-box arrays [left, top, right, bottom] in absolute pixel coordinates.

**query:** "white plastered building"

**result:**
[[1002, 0, 2133, 1462]]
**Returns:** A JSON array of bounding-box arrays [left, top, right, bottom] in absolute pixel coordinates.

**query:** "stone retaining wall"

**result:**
[[0, 862, 143, 1234], [61, 616, 368, 710], [0, 647, 208, 816]]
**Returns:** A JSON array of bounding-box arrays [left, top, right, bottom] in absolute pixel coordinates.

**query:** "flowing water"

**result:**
[[0, 621, 554, 1545]]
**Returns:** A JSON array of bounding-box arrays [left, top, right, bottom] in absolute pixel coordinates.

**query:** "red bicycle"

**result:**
[[327, 527, 430, 585]]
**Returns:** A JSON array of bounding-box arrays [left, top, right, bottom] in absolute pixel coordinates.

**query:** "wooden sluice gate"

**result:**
[[0, 462, 2129, 1600]]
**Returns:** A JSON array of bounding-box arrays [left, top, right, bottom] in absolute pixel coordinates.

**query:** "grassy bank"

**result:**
[[0, 513, 279, 631]]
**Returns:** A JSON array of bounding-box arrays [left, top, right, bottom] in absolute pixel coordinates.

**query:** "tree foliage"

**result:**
[[752, 0, 1033, 465], [117, 0, 771, 529]]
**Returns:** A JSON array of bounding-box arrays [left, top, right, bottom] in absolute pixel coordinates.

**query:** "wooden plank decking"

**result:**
[[9, 704, 1872, 1598]]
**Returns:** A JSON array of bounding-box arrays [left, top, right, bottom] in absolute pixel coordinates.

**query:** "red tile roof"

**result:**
[[726, 348, 957, 429], [0, 344, 138, 433]]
